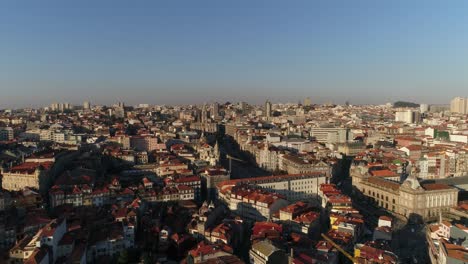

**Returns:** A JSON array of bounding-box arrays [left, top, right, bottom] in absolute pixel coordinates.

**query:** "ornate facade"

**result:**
[[351, 164, 458, 221], [1, 162, 52, 193]]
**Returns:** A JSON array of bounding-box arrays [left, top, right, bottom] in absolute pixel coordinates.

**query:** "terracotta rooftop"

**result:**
[[367, 177, 400, 191], [370, 170, 398, 178], [422, 183, 452, 191]]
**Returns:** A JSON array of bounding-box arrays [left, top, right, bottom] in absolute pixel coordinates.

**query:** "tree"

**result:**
[[141, 252, 154, 264], [117, 250, 129, 264]]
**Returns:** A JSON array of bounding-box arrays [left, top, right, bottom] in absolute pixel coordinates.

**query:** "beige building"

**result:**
[[190, 122, 218, 133], [218, 173, 328, 203], [280, 154, 331, 176], [1, 162, 52, 193], [337, 142, 366, 156], [450, 97, 468, 114], [351, 165, 458, 221], [227, 185, 289, 221], [250, 240, 288, 264]]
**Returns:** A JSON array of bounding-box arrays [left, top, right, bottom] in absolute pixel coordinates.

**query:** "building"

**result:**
[[130, 135, 158, 152], [304, 97, 311, 107], [227, 185, 289, 221], [395, 110, 421, 124], [9, 235, 50, 264], [427, 217, 468, 264], [265, 100, 272, 118], [337, 142, 366, 156], [250, 240, 288, 264], [218, 173, 328, 203], [212, 102, 220, 119], [39, 218, 67, 262], [200, 168, 230, 201], [225, 123, 254, 138], [420, 104, 429, 114], [278, 201, 321, 235], [9, 218, 67, 263], [351, 165, 458, 220], [190, 122, 218, 133], [280, 154, 331, 176], [174, 176, 202, 201], [450, 97, 468, 114], [201, 104, 208, 123], [1, 162, 52, 193], [83, 101, 91, 110], [354, 243, 398, 264], [0, 127, 14, 141], [310, 127, 349, 143], [187, 242, 240, 263]]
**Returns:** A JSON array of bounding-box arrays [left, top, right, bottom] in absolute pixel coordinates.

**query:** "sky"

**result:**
[[1, 0, 468, 108]]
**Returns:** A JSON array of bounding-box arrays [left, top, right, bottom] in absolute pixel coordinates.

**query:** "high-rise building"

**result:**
[[50, 102, 59, 111], [212, 102, 219, 118], [201, 103, 208, 123], [395, 110, 421, 124], [450, 97, 468, 114], [265, 100, 272, 118], [83, 101, 91, 110], [0, 127, 14, 141], [420, 104, 429, 114], [49, 102, 71, 112], [304, 97, 311, 106], [238, 101, 247, 113]]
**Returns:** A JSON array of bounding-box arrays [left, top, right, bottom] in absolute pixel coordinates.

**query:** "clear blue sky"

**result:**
[[1, 0, 467, 108]]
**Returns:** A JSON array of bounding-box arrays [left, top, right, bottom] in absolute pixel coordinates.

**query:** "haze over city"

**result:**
[[2, 0, 468, 108]]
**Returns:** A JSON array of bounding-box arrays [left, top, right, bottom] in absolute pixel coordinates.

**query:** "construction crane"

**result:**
[[226, 154, 244, 173], [321, 233, 358, 264]]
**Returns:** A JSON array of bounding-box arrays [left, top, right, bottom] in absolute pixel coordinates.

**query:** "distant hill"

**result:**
[[393, 101, 420, 108]]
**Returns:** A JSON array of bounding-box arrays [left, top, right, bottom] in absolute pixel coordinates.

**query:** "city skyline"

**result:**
[[3, 2, 468, 263], [2, 1, 468, 108]]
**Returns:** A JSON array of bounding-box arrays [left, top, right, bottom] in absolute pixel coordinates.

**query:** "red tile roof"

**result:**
[[422, 183, 452, 191], [370, 170, 398, 178]]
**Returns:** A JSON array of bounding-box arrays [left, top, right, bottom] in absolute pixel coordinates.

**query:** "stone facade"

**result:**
[[351, 165, 458, 221], [1, 163, 51, 193]]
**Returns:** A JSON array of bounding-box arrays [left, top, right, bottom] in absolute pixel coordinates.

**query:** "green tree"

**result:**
[[141, 252, 153, 264], [117, 250, 129, 264]]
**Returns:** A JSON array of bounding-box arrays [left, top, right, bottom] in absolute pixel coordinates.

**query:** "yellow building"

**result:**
[[1, 162, 52, 193]]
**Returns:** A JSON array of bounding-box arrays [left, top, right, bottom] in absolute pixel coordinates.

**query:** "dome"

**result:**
[[402, 174, 422, 190]]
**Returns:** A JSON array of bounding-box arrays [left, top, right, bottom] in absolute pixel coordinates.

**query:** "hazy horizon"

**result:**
[[2, 1, 468, 108]]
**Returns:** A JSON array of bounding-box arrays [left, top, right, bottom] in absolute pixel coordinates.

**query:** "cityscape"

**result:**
[[1, 98, 468, 264], [2, 2, 468, 264]]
